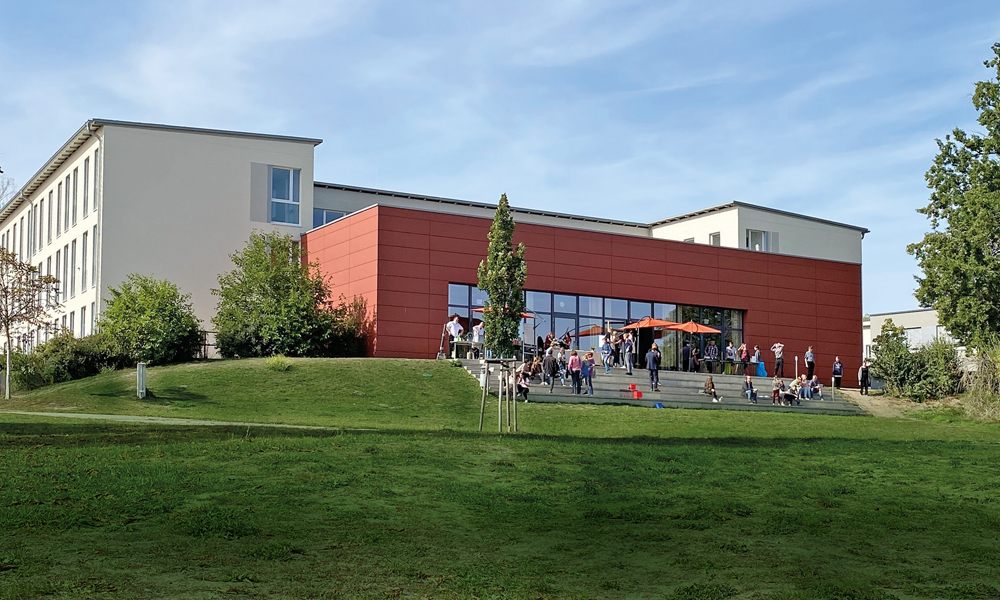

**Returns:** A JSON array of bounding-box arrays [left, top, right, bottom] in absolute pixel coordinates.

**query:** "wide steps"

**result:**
[[459, 359, 866, 417]]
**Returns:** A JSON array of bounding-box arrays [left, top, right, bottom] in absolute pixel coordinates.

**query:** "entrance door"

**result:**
[[637, 328, 654, 361]]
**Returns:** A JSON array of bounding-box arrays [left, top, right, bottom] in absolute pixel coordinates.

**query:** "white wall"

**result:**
[[649, 208, 739, 246], [100, 125, 316, 329], [738, 207, 863, 264]]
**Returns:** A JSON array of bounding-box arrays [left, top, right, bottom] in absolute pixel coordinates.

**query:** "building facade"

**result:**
[[4, 120, 867, 385]]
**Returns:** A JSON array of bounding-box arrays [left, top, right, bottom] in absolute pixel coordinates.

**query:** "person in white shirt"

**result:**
[[771, 342, 785, 377], [445, 316, 464, 356], [471, 321, 485, 358]]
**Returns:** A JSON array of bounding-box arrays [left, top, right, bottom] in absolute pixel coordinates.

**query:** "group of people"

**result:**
[[513, 347, 599, 400], [445, 316, 485, 358], [597, 331, 636, 374]]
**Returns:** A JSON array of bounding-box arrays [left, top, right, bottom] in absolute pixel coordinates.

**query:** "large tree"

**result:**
[[477, 194, 528, 359], [0, 248, 61, 398], [908, 43, 1000, 348]]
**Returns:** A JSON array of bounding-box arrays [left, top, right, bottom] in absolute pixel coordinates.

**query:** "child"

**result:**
[[704, 376, 722, 403], [771, 375, 783, 405]]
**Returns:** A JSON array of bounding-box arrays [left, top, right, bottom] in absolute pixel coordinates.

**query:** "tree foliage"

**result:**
[[476, 194, 528, 359], [213, 231, 366, 358], [870, 318, 961, 401], [0, 248, 60, 398], [99, 274, 203, 365], [908, 43, 1000, 348]]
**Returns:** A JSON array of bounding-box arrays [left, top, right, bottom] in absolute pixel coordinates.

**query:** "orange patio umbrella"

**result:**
[[617, 317, 678, 331], [471, 307, 535, 319], [664, 321, 721, 334], [576, 324, 606, 337]]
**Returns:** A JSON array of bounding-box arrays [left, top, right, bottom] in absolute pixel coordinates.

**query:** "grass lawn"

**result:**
[[2, 359, 1000, 599]]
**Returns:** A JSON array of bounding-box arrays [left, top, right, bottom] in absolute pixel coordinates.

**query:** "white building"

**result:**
[[0, 119, 319, 347], [863, 308, 956, 358]]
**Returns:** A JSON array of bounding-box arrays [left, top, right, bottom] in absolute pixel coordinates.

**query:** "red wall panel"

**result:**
[[302, 205, 865, 386]]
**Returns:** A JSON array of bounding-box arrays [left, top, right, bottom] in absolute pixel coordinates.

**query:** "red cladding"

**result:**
[[303, 205, 864, 384]]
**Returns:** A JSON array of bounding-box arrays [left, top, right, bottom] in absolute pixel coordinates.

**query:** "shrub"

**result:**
[[265, 355, 291, 372], [100, 274, 203, 366], [962, 337, 1000, 421], [3, 332, 119, 391], [871, 318, 961, 402], [213, 232, 368, 358]]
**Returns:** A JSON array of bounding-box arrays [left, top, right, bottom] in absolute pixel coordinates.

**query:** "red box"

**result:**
[[628, 384, 637, 390], [632, 391, 643, 399]]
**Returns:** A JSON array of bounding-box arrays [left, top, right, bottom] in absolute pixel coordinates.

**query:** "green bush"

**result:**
[[3, 332, 119, 391], [871, 319, 961, 401], [213, 232, 368, 358], [100, 274, 203, 366], [265, 355, 291, 372]]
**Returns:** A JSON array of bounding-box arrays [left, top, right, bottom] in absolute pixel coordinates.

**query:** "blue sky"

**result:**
[[1, 0, 998, 314]]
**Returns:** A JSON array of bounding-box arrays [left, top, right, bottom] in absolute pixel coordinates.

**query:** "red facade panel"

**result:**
[[302, 205, 864, 386]]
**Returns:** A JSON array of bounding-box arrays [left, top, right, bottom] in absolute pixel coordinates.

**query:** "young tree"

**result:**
[[0, 248, 61, 398], [213, 231, 365, 358], [476, 194, 528, 359], [908, 43, 1000, 348], [99, 274, 203, 365]]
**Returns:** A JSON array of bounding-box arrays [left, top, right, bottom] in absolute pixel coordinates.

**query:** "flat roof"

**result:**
[[314, 181, 651, 230], [649, 201, 870, 234], [869, 308, 936, 317], [1, 119, 323, 222]]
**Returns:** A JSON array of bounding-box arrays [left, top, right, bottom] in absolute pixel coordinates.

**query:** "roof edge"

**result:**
[[650, 200, 870, 234], [91, 118, 323, 145]]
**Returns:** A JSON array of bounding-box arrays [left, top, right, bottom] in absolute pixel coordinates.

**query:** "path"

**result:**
[[0, 410, 369, 431]]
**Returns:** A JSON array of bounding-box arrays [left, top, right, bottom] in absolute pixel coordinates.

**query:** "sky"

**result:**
[[1, 0, 998, 315]]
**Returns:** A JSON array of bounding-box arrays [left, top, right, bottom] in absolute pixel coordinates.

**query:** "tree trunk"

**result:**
[[5, 338, 10, 400]]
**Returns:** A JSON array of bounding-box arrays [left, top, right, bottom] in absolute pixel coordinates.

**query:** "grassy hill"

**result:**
[[2, 359, 1000, 599]]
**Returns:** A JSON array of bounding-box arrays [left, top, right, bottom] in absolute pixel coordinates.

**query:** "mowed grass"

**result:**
[[8, 358, 481, 430], [1, 359, 1000, 599]]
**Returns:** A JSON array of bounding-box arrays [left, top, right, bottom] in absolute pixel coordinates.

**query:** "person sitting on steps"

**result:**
[[704, 376, 722, 403], [743, 375, 758, 404]]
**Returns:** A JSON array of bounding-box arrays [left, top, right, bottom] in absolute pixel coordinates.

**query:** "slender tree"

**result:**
[[477, 194, 528, 359], [908, 43, 1000, 347], [0, 248, 61, 398]]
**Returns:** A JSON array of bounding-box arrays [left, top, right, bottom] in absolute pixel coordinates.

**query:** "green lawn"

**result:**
[[2, 359, 1000, 599]]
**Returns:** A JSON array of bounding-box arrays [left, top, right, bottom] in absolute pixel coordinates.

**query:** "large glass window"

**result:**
[[269, 166, 300, 225], [654, 303, 676, 321], [448, 283, 469, 306], [525, 291, 551, 314], [553, 294, 576, 314], [470, 286, 488, 307], [579, 296, 602, 317], [629, 301, 652, 320], [604, 298, 627, 320]]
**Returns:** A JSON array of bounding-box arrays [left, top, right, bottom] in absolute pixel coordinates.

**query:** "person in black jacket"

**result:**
[[743, 375, 758, 404], [681, 342, 692, 372], [541, 349, 559, 394], [646, 344, 661, 391]]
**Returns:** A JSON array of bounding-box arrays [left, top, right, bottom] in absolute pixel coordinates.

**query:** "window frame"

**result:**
[[269, 166, 301, 226]]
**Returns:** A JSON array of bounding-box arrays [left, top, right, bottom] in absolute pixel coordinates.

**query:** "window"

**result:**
[[93, 148, 99, 212], [47, 191, 53, 244], [904, 327, 923, 347], [83, 158, 89, 217], [46, 257, 52, 304], [70, 240, 76, 298], [37, 199, 44, 250], [16, 220, 21, 260], [55, 251, 61, 300], [64, 176, 70, 232], [57, 182, 62, 236], [69, 311, 74, 335], [683, 237, 695, 243], [90, 302, 96, 333], [746, 229, 769, 252], [269, 166, 300, 225], [62, 244, 68, 301], [61, 315, 66, 330], [81, 232, 88, 294], [312, 208, 345, 229], [72, 168, 78, 226], [91, 226, 97, 287], [709, 232, 721, 246], [80, 306, 86, 337]]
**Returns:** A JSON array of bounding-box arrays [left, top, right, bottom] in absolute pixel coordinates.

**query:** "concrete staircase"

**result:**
[[459, 359, 867, 417]]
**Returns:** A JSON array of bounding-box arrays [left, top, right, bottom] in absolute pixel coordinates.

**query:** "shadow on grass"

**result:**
[[0, 420, 991, 451]]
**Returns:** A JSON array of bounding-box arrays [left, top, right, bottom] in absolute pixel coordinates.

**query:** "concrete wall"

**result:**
[[738, 206, 863, 264], [100, 124, 316, 328], [869, 309, 946, 348], [304, 205, 864, 384], [650, 207, 739, 247]]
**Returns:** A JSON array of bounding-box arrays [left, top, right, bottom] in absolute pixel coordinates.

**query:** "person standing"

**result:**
[[724, 341, 737, 374], [704, 339, 719, 374], [624, 333, 635, 375], [471, 321, 485, 359], [771, 375, 783, 405], [858, 360, 871, 395], [445, 316, 464, 357], [583, 352, 595, 395], [568, 350, 583, 395], [832, 356, 844, 389], [771, 342, 785, 377], [804, 346, 816, 380], [750, 345, 761, 376], [557, 348, 568, 387], [601, 337, 613, 374], [646, 343, 660, 391], [738, 343, 750, 376], [681, 342, 692, 373], [542, 349, 559, 393]]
